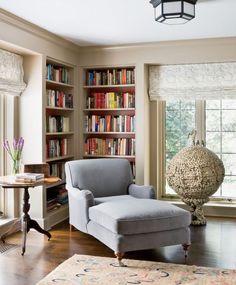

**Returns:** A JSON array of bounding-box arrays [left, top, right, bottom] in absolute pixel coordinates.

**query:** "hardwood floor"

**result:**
[[0, 217, 235, 285]]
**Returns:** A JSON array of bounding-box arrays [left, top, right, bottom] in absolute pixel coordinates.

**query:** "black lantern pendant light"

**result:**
[[149, 0, 197, 25]]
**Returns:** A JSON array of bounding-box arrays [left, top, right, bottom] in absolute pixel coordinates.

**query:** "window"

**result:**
[[0, 94, 5, 217], [164, 99, 236, 200]]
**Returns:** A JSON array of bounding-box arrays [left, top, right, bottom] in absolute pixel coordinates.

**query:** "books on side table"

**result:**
[[14, 173, 45, 183]]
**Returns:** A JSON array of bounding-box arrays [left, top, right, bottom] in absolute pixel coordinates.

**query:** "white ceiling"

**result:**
[[0, 0, 236, 47]]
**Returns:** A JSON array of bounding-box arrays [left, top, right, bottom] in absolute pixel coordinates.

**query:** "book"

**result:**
[[15, 173, 45, 181]]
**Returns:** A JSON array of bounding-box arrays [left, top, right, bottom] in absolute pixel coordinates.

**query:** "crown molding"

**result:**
[[80, 36, 236, 53], [0, 9, 81, 53]]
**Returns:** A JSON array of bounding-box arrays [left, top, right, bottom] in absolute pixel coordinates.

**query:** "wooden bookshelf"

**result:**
[[44, 57, 75, 228], [83, 66, 136, 179]]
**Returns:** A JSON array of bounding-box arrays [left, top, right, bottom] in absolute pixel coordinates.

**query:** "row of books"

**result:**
[[46, 64, 70, 84], [49, 162, 66, 180], [46, 138, 68, 158], [84, 115, 135, 133], [87, 92, 135, 109], [47, 89, 73, 108], [86, 69, 135, 86], [47, 186, 68, 212], [84, 138, 135, 156], [47, 116, 70, 133]]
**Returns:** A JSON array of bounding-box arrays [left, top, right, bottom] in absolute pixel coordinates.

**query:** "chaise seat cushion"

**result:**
[[89, 198, 191, 235]]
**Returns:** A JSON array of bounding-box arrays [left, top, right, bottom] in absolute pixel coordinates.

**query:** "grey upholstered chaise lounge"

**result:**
[[65, 159, 191, 265]]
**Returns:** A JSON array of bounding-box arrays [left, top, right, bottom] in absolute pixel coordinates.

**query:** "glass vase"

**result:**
[[12, 159, 20, 175]]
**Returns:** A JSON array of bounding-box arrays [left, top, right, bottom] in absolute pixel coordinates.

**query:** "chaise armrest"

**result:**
[[66, 185, 95, 233], [128, 184, 156, 199]]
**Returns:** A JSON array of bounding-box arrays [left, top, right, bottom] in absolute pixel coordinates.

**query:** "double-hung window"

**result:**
[[164, 99, 236, 201], [0, 94, 5, 217], [0, 48, 26, 221], [149, 62, 236, 203]]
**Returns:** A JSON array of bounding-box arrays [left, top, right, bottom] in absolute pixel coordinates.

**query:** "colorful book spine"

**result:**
[[47, 116, 70, 133], [47, 138, 68, 158], [46, 64, 70, 84], [86, 68, 135, 86], [87, 92, 135, 109], [84, 138, 135, 156], [84, 115, 135, 133]]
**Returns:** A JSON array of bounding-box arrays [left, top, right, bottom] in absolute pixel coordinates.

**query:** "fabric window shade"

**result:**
[[149, 62, 236, 101], [0, 48, 26, 96]]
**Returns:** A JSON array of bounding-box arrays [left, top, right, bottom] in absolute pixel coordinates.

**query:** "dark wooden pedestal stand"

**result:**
[[0, 176, 54, 255]]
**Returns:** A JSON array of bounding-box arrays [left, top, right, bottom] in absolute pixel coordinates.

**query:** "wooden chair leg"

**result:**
[[69, 224, 74, 232], [114, 252, 126, 267]]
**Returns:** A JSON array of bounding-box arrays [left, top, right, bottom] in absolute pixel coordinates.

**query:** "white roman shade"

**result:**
[[0, 48, 26, 96], [149, 62, 236, 101]]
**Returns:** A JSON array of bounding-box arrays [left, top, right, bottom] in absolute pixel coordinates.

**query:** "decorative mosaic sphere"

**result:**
[[166, 146, 225, 225]]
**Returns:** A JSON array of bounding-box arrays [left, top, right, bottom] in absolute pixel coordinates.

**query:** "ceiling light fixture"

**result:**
[[149, 0, 197, 25]]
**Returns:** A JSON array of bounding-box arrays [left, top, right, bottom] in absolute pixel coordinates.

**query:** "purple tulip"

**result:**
[[13, 138, 17, 150], [2, 137, 24, 161]]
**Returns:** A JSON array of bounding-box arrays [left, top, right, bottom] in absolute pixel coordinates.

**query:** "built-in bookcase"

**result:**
[[44, 57, 75, 228], [83, 66, 136, 178]]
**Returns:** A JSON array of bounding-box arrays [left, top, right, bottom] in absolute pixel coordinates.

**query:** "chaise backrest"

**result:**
[[65, 159, 133, 197]]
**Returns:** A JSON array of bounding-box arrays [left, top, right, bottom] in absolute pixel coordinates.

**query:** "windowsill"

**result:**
[[0, 217, 16, 227], [171, 200, 236, 208], [161, 199, 236, 218]]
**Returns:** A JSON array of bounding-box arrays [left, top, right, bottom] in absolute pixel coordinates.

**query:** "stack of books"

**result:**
[[15, 173, 45, 183], [47, 198, 61, 212]]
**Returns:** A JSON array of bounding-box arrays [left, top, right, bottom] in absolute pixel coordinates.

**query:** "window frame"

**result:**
[[161, 99, 236, 203]]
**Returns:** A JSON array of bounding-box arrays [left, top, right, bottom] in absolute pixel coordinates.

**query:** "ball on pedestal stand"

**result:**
[[166, 132, 225, 226]]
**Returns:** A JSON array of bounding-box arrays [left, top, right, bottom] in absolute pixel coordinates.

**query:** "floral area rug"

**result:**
[[36, 254, 236, 285]]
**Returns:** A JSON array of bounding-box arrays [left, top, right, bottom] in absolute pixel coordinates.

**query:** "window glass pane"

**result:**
[[205, 99, 236, 200], [206, 110, 220, 131], [222, 132, 236, 153], [222, 154, 236, 175], [166, 101, 180, 110], [166, 132, 181, 153], [206, 100, 220, 109], [165, 100, 195, 195], [206, 132, 221, 153], [180, 110, 195, 133], [165, 181, 176, 195], [222, 100, 236, 109], [221, 176, 236, 198], [166, 111, 180, 131], [180, 101, 195, 110], [222, 110, 236, 131]]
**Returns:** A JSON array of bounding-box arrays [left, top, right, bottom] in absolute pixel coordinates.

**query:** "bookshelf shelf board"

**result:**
[[84, 132, 135, 135], [83, 154, 135, 161], [46, 107, 74, 112], [84, 132, 135, 138], [83, 84, 135, 89], [46, 203, 69, 216], [46, 79, 74, 88], [45, 179, 66, 189], [46, 132, 74, 136], [46, 155, 74, 163], [83, 108, 135, 112]]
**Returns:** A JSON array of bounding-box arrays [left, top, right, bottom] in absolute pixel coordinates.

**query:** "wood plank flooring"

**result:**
[[0, 217, 235, 285]]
